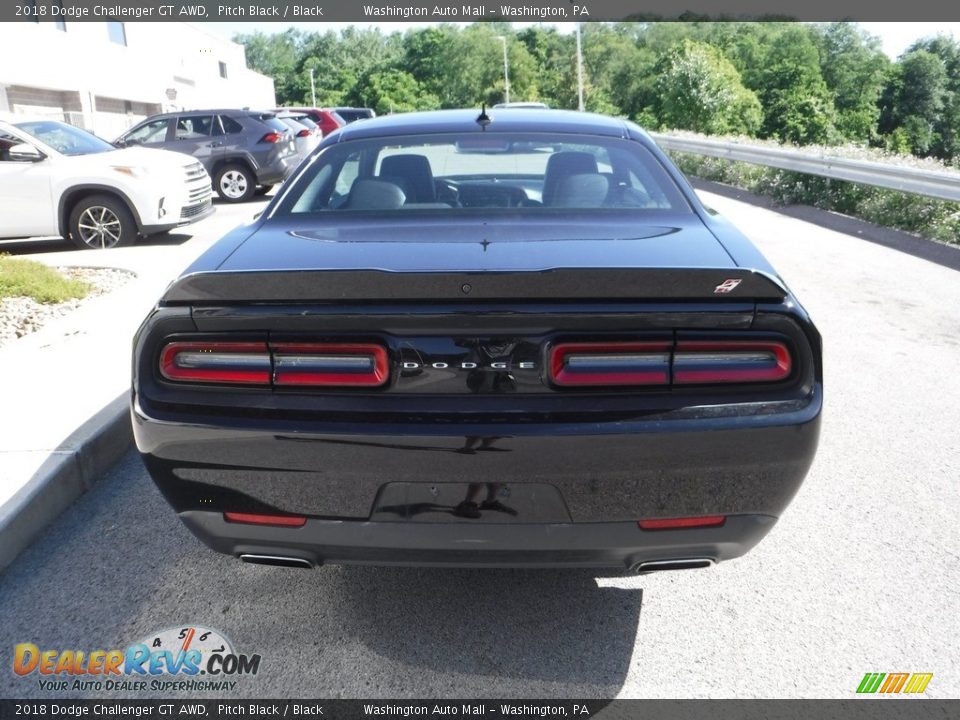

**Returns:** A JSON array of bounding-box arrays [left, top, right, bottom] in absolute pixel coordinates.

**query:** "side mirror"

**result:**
[[8, 143, 44, 162]]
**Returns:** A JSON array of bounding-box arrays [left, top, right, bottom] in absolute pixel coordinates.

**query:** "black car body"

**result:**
[[132, 109, 822, 572], [115, 110, 299, 202]]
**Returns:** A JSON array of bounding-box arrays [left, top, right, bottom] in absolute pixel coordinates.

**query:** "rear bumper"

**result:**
[[255, 156, 299, 186], [180, 511, 777, 570], [133, 386, 820, 567]]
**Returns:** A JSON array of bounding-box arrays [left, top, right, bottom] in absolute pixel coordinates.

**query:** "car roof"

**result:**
[[145, 109, 275, 119], [334, 108, 632, 142]]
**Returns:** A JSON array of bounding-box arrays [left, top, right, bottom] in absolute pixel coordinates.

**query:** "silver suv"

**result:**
[[115, 110, 299, 202]]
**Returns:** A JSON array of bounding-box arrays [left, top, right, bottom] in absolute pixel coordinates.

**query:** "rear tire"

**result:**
[[215, 164, 256, 203], [68, 194, 137, 250], [254, 184, 274, 196]]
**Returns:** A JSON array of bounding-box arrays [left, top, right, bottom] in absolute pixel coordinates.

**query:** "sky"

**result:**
[[198, 21, 960, 60]]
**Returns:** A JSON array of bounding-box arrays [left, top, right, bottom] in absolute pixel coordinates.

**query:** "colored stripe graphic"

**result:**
[[880, 673, 909, 693], [857, 673, 886, 693], [903, 673, 933, 694], [857, 672, 933, 694]]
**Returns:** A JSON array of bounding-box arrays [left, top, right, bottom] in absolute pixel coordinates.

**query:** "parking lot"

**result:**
[[0, 189, 957, 699]]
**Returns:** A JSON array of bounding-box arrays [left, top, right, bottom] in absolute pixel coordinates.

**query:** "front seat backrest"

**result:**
[[379, 154, 436, 203], [552, 173, 610, 208], [542, 151, 599, 206]]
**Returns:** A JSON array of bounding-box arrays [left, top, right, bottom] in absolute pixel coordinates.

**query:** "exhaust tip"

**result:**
[[239, 553, 313, 569], [632, 558, 714, 574]]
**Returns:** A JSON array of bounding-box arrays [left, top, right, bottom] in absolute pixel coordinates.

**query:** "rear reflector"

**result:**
[[673, 340, 791, 384], [550, 342, 671, 387], [159, 342, 271, 384], [638, 515, 726, 530], [272, 343, 389, 387], [224, 512, 307, 528]]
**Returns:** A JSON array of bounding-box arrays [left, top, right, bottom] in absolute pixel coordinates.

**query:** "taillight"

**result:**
[[272, 343, 389, 387], [158, 340, 390, 387], [224, 512, 306, 527], [260, 132, 282, 143], [638, 515, 726, 530], [159, 342, 270, 385], [296, 129, 311, 138], [550, 342, 671, 387], [673, 340, 791, 384]]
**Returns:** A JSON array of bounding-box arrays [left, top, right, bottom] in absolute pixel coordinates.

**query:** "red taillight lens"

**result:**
[[296, 129, 311, 138], [224, 512, 306, 527], [260, 132, 282, 143], [272, 343, 389, 387], [159, 342, 271, 385], [638, 515, 726, 530], [673, 340, 791, 384], [550, 342, 671, 387]]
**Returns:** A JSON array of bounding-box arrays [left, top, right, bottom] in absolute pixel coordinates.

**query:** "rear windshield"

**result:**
[[276, 133, 691, 215], [249, 114, 289, 135]]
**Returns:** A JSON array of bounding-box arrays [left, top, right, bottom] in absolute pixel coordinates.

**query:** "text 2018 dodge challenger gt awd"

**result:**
[[132, 109, 822, 573]]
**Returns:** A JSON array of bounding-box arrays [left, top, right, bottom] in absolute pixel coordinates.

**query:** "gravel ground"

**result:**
[[0, 266, 135, 347]]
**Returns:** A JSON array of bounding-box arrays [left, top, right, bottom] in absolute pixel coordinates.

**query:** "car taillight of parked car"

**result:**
[[260, 132, 283, 144]]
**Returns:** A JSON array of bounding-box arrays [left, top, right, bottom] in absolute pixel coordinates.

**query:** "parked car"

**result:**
[[331, 107, 376, 124], [0, 117, 213, 249], [275, 115, 321, 160], [115, 110, 299, 203], [132, 109, 822, 572], [274, 108, 344, 137]]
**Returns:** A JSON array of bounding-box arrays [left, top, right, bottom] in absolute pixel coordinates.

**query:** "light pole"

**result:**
[[495, 36, 510, 105], [309, 67, 316, 107], [575, 23, 584, 111]]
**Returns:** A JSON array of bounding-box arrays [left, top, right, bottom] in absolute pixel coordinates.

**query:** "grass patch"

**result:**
[[0, 255, 92, 304]]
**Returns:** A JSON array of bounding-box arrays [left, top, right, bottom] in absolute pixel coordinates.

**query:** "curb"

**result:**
[[0, 392, 131, 573]]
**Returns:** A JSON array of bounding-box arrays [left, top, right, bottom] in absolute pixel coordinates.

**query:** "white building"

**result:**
[[0, 21, 276, 139]]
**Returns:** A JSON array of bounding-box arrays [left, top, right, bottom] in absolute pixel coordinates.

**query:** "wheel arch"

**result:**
[[58, 185, 144, 238]]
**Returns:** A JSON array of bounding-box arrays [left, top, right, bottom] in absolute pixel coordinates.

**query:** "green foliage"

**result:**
[[654, 40, 761, 135], [0, 256, 91, 304], [232, 21, 960, 164]]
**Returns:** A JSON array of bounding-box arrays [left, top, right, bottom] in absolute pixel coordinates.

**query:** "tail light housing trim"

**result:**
[[159, 342, 271, 385], [673, 340, 792, 385], [550, 342, 671, 387], [272, 343, 389, 387]]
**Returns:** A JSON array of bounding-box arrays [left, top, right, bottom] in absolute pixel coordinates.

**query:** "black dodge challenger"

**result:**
[[132, 109, 822, 572]]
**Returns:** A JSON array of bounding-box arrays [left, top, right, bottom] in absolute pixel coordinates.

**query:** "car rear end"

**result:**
[[241, 112, 300, 185], [132, 113, 821, 572]]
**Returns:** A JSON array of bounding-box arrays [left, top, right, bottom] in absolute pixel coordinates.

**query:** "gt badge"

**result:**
[[714, 279, 742, 294]]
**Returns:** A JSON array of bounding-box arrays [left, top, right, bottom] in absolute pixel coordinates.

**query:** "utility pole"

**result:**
[[575, 23, 584, 111], [495, 36, 510, 105], [309, 67, 316, 107]]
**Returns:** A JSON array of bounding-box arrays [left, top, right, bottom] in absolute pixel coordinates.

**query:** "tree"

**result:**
[[754, 28, 837, 144], [812, 23, 889, 143], [879, 49, 948, 156], [654, 39, 762, 135], [349, 69, 440, 115]]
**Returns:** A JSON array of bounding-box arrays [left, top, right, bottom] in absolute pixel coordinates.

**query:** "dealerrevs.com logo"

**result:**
[[13, 626, 261, 693]]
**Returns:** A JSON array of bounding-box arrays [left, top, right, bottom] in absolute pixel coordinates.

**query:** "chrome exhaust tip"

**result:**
[[632, 558, 714, 574], [239, 553, 313, 569]]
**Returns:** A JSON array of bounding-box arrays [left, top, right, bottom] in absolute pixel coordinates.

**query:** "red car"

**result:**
[[275, 108, 344, 137]]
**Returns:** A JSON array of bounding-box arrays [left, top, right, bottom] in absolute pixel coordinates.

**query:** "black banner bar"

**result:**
[[4, 0, 960, 23]]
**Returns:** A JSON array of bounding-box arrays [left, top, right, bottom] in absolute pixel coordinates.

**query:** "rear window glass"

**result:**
[[251, 114, 289, 134], [276, 133, 691, 215]]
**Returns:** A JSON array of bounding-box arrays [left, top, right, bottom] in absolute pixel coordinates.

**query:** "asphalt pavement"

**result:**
[[0, 189, 957, 698]]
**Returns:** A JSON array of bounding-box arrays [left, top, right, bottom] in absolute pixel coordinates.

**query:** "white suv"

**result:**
[[0, 118, 214, 249]]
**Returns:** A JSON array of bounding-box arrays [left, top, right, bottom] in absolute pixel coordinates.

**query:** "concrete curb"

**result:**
[[0, 392, 131, 573]]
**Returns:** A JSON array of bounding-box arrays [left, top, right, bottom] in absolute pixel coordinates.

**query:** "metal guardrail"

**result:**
[[649, 132, 960, 203]]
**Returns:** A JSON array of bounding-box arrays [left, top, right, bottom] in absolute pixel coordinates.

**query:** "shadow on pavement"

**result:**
[[0, 450, 643, 698]]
